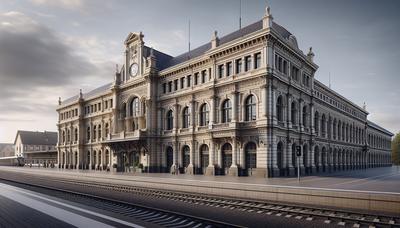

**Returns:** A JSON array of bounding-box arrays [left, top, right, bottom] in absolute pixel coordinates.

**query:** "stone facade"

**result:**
[[56, 6, 393, 177]]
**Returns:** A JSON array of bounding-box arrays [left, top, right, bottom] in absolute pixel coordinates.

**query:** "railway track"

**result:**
[[0, 177, 243, 228], [1, 172, 399, 228]]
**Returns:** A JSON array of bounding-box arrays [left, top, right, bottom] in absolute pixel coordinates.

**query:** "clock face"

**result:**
[[129, 63, 138, 76]]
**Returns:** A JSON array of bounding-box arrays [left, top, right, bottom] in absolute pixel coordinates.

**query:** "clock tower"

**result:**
[[124, 32, 144, 81]]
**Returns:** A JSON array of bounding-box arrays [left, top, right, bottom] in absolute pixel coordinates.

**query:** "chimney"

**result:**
[[211, 30, 219, 49]]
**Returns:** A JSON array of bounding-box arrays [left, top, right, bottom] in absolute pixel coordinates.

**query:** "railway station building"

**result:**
[[56, 6, 393, 177]]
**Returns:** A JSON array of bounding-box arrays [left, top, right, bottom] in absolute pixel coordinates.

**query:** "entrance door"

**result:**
[[221, 143, 232, 175], [245, 142, 257, 176], [200, 145, 209, 174], [166, 147, 173, 172]]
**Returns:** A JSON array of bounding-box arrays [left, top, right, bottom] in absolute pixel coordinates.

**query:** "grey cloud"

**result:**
[[0, 12, 98, 95]]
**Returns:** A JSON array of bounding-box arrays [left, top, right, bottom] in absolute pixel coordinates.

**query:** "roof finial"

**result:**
[[115, 64, 119, 73], [307, 47, 315, 62], [79, 89, 83, 99], [58, 97, 61, 105], [211, 30, 219, 49], [363, 102, 367, 110], [263, 3, 273, 29]]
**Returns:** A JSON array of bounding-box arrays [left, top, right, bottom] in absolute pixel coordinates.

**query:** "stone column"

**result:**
[[287, 142, 294, 176], [206, 140, 215, 175], [187, 140, 195, 175], [232, 92, 238, 123], [209, 96, 216, 126], [229, 137, 239, 176], [262, 85, 268, 118], [310, 104, 315, 134], [287, 95, 292, 128]]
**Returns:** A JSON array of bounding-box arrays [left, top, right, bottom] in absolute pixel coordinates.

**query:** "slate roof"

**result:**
[[14, 131, 58, 146], [367, 121, 394, 136], [62, 83, 113, 104], [160, 20, 292, 70]]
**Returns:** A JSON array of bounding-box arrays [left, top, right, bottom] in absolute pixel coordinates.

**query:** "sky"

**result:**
[[0, 0, 399, 143]]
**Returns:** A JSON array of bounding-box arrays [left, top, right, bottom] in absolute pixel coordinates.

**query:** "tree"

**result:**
[[392, 132, 400, 165]]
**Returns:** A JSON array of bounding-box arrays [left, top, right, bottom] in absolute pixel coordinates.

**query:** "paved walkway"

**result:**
[[2, 166, 400, 193]]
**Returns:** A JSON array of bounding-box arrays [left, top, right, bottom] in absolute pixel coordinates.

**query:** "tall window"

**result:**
[[291, 101, 297, 125], [244, 56, 251, 71], [182, 146, 190, 168], [314, 112, 319, 135], [201, 70, 207, 83], [67, 129, 70, 142], [276, 96, 283, 122], [245, 95, 256, 121], [87, 127, 90, 141], [174, 79, 178, 91], [226, 62, 232, 76], [254, 52, 261, 69], [93, 125, 96, 141], [130, 97, 140, 116], [162, 83, 166, 94], [105, 123, 109, 136], [199, 104, 209, 126], [180, 77, 185, 89], [166, 110, 174, 130], [168, 81, 172, 92], [222, 100, 232, 123], [182, 107, 190, 128], [218, 65, 224, 78], [194, 73, 199, 85], [62, 130, 66, 143], [302, 106, 307, 127], [74, 128, 78, 142], [235, 59, 242, 74], [291, 66, 299, 81], [98, 124, 101, 140], [187, 75, 191, 87], [245, 142, 257, 169]]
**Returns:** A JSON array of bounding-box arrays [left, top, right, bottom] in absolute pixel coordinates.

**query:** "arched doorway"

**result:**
[[314, 146, 320, 172], [105, 150, 110, 170], [166, 146, 173, 172], [303, 144, 308, 174], [245, 142, 257, 176], [321, 147, 326, 172], [182, 145, 190, 173], [200, 144, 209, 174], [221, 143, 232, 175], [277, 142, 284, 176]]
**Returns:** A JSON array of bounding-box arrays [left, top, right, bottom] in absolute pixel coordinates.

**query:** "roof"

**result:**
[[14, 131, 58, 146], [62, 83, 112, 105], [160, 20, 292, 70], [0, 143, 14, 157], [367, 121, 394, 136]]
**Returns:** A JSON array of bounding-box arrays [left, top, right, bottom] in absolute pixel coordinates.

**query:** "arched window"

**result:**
[[105, 150, 110, 166], [166, 110, 174, 130], [87, 127, 90, 141], [105, 123, 109, 136], [245, 142, 257, 169], [98, 124, 101, 140], [245, 95, 256, 121], [221, 100, 232, 123], [62, 130, 66, 143], [130, 97, 140, 117], [277, 96, 283, 122], [74, 128, 78, 142], [291, 101, 297, 125], [302, 105, 307, 127], [321, 114, 326, 137], [182, 107, 190, 128], [199, 104, 209, 126], [67, 129, 70, 142], [182, 145, 190, 168]]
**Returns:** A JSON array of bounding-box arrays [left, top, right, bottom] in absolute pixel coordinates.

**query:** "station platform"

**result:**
[[1, 166, 399, 214], [3, 165, 400, 193]]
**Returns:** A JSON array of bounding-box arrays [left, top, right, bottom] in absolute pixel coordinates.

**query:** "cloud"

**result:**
[[29, 0, 84, 10]]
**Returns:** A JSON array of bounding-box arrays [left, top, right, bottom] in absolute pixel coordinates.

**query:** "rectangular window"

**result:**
[[218, 64, 224, 78], [254, 52, 261, 69], [163, 83, 167, 94], [291, 66, 299, 81], [98, 103, 101, 111], [187, 75, 191, 87], [201, 70, 207, 83], [235, 58, 242, 74], [105, 101, 108, 109], [110, 99, 113, 108], [194, 72, 199, 85], [174, 79, 178, 91], [283, 60, 287, 75], [245, 55, 251, 71], [94, 104, 97, 112], [226, 62, 232, 76], [180, 77, 185, 89], [90, 105, 93, 113], [168, 81, 172, 92]]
